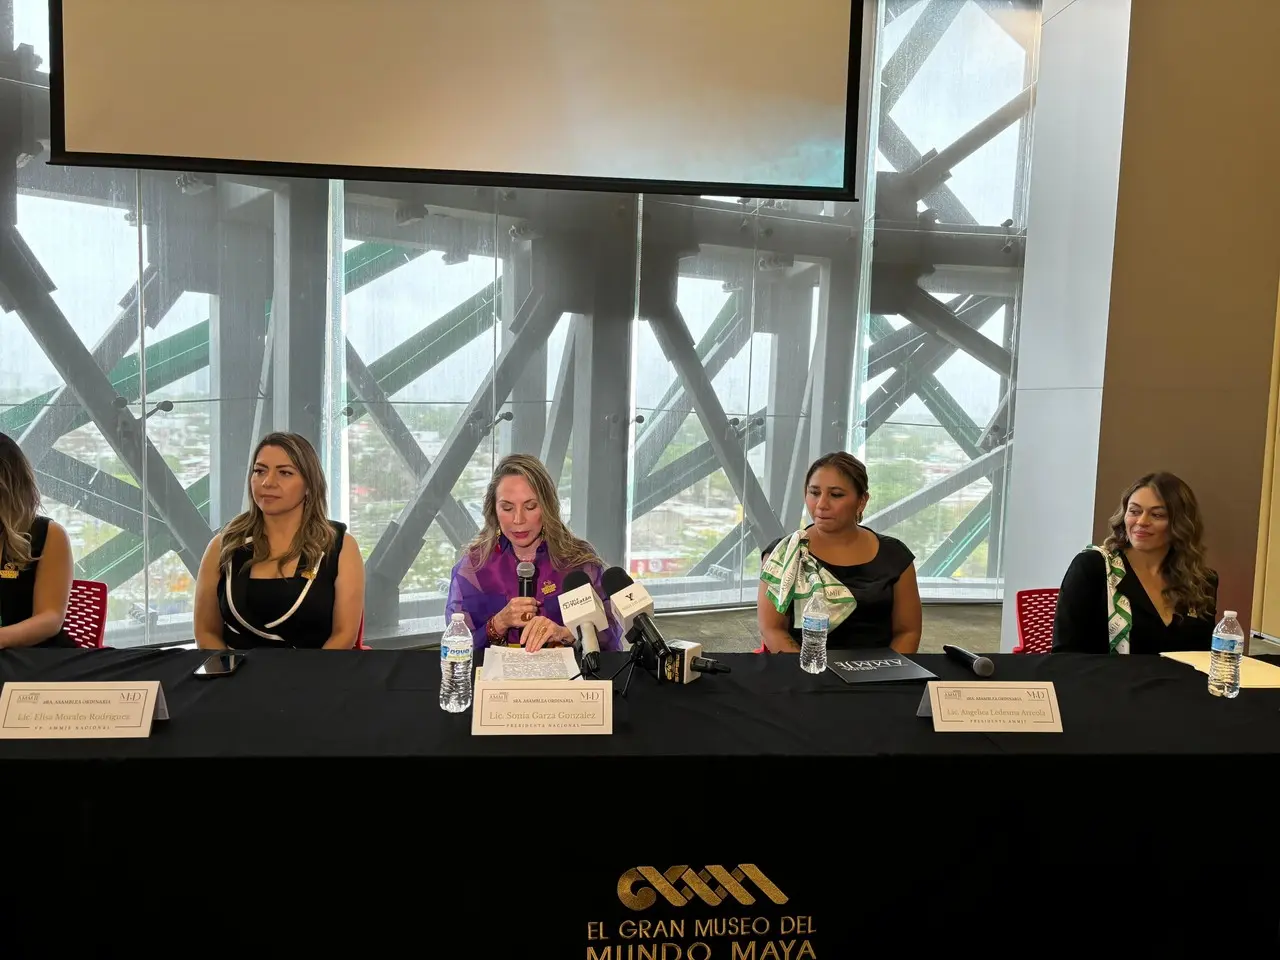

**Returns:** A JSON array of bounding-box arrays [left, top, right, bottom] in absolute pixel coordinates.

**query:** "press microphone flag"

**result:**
[[663, 640, 731, 684], [560, 569, 608, 673], [601, 566, 672, 659]]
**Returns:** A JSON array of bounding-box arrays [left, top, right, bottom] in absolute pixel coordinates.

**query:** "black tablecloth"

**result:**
[[3, 647, 1278, 953]]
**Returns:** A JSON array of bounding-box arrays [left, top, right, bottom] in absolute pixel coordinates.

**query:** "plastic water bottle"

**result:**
[[800, 587, 830, 674], [1208, 610, 1245, 699], [439, 613, 474, 713]]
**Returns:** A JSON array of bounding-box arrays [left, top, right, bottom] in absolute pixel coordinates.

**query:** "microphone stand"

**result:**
[[606, 632, 656, 699]]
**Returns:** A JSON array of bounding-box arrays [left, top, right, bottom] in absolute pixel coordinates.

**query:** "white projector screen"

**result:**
[[51, 0, 858, 197]]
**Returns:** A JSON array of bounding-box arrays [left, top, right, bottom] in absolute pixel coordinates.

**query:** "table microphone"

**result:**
[[560, 569, 608, 675], [516, 561, 536, 598], [601, 566, 673, 659], [663, 639, 731, 684], [943, 644, 995, 677]]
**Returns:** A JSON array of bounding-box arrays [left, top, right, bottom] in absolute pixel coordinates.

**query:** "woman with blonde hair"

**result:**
[[194, 432, 364, 649], [446, 453, 622, 653], [0, 432, 75, 648], [1053, 471, 1218, 654]]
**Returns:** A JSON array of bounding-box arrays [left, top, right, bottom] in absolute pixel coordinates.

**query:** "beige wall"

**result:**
[[1094, 0, 1280, 638]]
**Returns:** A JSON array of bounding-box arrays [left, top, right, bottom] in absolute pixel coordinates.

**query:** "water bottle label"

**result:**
[[802, 615, 828, 633], [1211, 633, 1242, 654], [441, 640, 472, 663]]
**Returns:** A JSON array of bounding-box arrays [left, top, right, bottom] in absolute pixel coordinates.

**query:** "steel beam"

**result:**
[[540, 316, 577, 486], [570, 223, 638, 565], [35, 449, 159, 531], [271, 181, 329, 446], [901, 285, 1012, 378], [503, 239, 546, 456], [918, 489, 995, 578], [808, 260, 860, 459], [363, 290, 560, 626], [864, 443, 1009, 531], [763, 282, 812, 510], [881, 0, 964, 115], [19, 266, 180, 466], [865, 298, 1003, 442], [644, 259, 785, 550], [0, 229, 212, 571], [344, 339, 478, 547], [210, 220, 272, 525], [635, 300, 747, 478], [632, 410, 767, 519]]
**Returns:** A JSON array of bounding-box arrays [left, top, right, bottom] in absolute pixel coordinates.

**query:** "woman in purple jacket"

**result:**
[[446, 453, 623, 653]]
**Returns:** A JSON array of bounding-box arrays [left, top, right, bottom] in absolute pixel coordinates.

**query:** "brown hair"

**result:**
[[218, 432, 336, 576], [0, 432, 41, 568], [466, 453, 601, 571], [1104, 472, 1215, 618], [805, 451, 870, 521]]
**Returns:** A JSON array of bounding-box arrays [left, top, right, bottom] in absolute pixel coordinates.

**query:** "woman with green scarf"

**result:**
[[757, 452, 922, 654]]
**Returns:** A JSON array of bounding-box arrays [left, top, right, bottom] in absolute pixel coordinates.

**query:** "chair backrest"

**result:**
[[1014, 588, 1059, 654], [64, 579, 108, 649]]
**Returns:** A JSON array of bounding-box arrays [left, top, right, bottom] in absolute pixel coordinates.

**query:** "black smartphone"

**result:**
[[193, 652, 246, 678]]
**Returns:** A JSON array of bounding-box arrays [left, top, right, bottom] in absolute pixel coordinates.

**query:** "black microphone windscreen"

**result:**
[[601, 566, 633, 597], [563, 569, 592, 592]]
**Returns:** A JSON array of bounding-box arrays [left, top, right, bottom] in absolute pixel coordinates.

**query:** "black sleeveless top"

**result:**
[[0, 516, 76, 648], [216, 521, 346, 649]]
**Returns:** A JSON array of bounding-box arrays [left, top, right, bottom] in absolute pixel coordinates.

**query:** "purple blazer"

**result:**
[[445, 536, 624, 652]]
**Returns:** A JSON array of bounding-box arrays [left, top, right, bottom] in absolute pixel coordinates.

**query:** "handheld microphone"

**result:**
[[943, 644, 995, 678], [663, 639, 731, 684], [560, 569, 608, 675], [516, 561, 536, 599], [601, 566, 672, 659]]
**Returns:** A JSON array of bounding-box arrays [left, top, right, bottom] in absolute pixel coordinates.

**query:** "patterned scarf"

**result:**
[[1087, 544, 1132, 654], [760, 529, 857, 629]]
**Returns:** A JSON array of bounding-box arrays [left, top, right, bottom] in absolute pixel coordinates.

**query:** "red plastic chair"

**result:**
[[64, 579, 108, 649], [354, 612, 368, 650], [1013, 588, 1059, 654]]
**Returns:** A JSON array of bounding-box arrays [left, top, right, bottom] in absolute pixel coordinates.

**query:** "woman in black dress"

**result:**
[[1053, 472, 1217, 654], [193, 432, 365, 649], [0, 432, 76, 649], [757, 451, 922, 653]]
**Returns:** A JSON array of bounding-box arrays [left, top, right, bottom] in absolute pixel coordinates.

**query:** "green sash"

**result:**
[[1087, 544, 1132, 655]]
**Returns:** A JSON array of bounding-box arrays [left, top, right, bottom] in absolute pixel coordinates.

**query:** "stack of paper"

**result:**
[[479, 646, 580, 682], [1160, 650, 1280, 688]]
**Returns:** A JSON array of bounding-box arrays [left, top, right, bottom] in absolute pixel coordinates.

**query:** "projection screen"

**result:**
[[50, 0, 859, 198]]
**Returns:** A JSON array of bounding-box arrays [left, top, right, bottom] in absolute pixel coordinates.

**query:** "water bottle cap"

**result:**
[[451, 612, 466, 622], [1225, 610, 1237, 619]]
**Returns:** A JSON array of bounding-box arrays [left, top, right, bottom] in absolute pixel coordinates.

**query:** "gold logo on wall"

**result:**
[[617, 865, 788, 912]]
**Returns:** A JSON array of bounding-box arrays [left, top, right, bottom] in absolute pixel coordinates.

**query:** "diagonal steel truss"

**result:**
[[1, 0, 1036, 636]]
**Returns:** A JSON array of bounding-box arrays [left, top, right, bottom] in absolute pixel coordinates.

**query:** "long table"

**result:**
[[3, 646, 1279, 953]]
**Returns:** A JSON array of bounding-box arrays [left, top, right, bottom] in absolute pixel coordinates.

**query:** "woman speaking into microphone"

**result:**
[[446, 453, 622, 653]]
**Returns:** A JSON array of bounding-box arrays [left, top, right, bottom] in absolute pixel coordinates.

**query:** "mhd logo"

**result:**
[[618, 865, 788, 911]]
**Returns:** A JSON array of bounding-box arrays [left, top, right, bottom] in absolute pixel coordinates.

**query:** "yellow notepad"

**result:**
[[1160, 650, 1280, 688]]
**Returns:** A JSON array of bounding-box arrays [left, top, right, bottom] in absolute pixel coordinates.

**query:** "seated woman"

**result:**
[[447, 453, 623, 654], [193, 432, 364, 649], [757, 451, 922, 654], [1052, 472, 1217, 654], [0, 433, 76, 649]]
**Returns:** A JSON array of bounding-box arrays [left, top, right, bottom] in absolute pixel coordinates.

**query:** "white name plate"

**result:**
[[471, 680, 613, 736], [917, 680, 1062, 733], [0, 680, 169, 739]]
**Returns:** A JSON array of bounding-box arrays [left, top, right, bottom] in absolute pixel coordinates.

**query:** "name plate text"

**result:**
[[0, 680, 169, 739], [918, 680, 1061, 733], [471, 680, 613, 736]]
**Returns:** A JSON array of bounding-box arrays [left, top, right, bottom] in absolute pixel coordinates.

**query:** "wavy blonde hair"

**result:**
[[0, 432, 41, 569], [1104, 472, 1215, 618], [467, 453, 601, 571], [218, 432, 336, 576]]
